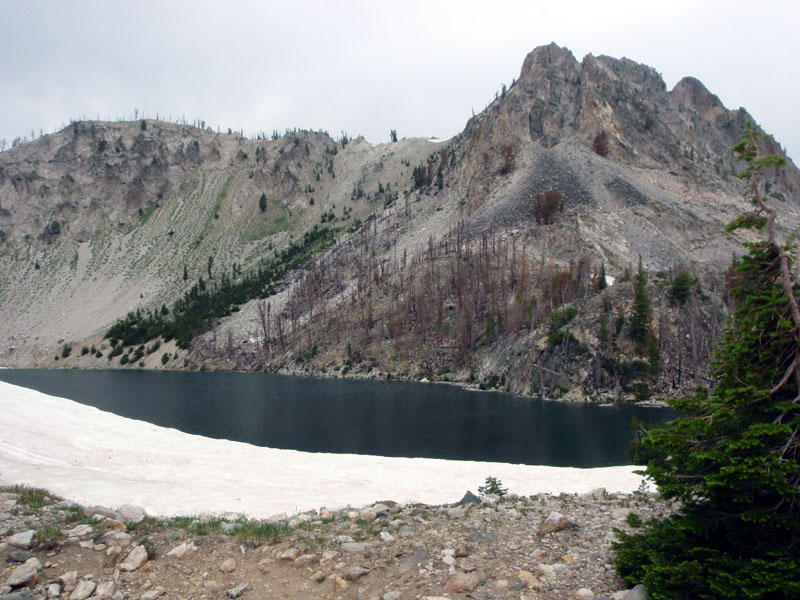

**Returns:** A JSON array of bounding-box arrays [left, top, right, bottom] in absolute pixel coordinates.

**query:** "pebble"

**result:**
[[219, 558, 237, 573], [0, 485, 667, 600], [226, 582, 250, 599]]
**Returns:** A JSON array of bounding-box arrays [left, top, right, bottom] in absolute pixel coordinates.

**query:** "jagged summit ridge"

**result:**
[[0, 44, 798, 403]]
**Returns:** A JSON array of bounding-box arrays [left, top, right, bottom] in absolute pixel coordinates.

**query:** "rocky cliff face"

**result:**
[[1, 44, 798, 401]]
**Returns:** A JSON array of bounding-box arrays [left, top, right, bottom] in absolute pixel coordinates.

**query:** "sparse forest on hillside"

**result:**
[[1, 43, 799, 404]]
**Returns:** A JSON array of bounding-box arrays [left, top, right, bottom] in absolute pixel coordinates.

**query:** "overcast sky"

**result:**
[[1, 1, 798, 161]]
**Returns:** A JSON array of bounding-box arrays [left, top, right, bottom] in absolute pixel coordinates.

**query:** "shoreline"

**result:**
[[0, 380, 649, 519]]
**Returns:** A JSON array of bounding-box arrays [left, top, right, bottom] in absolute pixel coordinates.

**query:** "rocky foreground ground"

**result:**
[[0, 486, 665, 600]]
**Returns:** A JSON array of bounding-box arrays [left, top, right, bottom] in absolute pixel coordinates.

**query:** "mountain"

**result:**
[[1, 43, 798, 401]]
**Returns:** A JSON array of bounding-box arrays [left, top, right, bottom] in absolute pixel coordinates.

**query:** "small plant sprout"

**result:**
[[478, 476, 508, 498]]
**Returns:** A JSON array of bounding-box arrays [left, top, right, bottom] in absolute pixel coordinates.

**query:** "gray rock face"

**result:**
[[1, 591, 33, 600], [458, 491, 480, 505], [7, 531, 34, 550], [5, 551, 32, 563]]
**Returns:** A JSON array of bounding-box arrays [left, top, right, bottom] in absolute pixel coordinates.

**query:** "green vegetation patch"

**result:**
[[106, 225, 337, 349]]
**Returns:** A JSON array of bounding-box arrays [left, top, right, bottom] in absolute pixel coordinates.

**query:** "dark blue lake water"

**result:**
[[0, 369, 676, 467]]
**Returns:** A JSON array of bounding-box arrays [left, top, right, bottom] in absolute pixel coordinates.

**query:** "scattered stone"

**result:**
[[457, 491, 480, 505], [99, 518, 127, 532], [119, 545, 148, 572], [611, 508, 631, 520], [536, 564, 556, 579], [294, 554, 316, 567], [221, 523, 242, 535], [379, 531, 394, 542], [383, 592, 401, 600], [226, 583, 250, 599], [537, 511, 575, 536], [101, 531, 132, 546], [333, 576, 349, 592], [399, 549, 428, 573], [309, 570, 326, 583], [7, 532, 35, 551], [458, 559, 476, 572], [340, 542, 366, 553], [219, 558, 237, 573], [117, 505, 147, 524], [7, 565, 37, 588], [518, 570, 540, 589], [46, 583, 61, 599], [466, 530, 496, 543], [58, 572, 78, 589], [443, 573, 479, 594], [68, 580, 95, 600], [1, 591, 33, 600], [575, 588, 595, 600], [166, 540, 195, 558], [279, 548, 300, 561], [64, 524, 92, 539], [140, 589, 163, 600], [344, 566, 370, 581], [5, 551, 32, 563], [358, 508, 376, 522], [94, 582, 115, 599], [622, 585, 648, 600]]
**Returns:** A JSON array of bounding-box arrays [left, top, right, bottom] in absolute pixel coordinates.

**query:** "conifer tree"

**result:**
[[613, 124, 800, 599], [628, 256, 650, 346]]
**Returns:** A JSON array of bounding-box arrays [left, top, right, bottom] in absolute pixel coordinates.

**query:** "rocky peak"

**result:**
[[670, 76, 727, 120]]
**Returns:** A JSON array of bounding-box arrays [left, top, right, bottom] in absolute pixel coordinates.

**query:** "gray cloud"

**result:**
[[1, 0, 797, 161]]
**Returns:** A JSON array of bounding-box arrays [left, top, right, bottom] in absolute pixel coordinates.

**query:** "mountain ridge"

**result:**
[[1, 43, 797, 401]]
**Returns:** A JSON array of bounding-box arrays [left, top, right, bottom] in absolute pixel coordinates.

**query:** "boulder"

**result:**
[[7, 532, 35, 550], [118, 545, 148, 572], [444, 573, 479, 594], [6, 565, 37, 588], [117, 504, 147, 524], [68, 580, 95, 600]]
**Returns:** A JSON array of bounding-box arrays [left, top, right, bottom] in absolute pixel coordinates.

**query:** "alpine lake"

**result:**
[[0, 369, 678, 467]]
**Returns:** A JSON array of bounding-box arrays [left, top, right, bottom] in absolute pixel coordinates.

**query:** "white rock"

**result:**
[[58, 572, 78, 588], [69, 580, 96, 600], [118, 504, 147, 524], [24, 557, 43, 570], [379, 531, 394, 542], [64, 524, 93, 538], [47, 583, 62, 599], [574, 588, 595, 600], [95, 581, 115, 599], [166, 540, 196, 558], [119, 545, 148, 572]]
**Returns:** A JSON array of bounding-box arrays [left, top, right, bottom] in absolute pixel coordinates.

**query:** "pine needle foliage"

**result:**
[[614, 125, 800, 599]]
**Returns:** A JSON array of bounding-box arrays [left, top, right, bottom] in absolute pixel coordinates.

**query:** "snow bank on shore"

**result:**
[[0, 380, 646, 518]]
